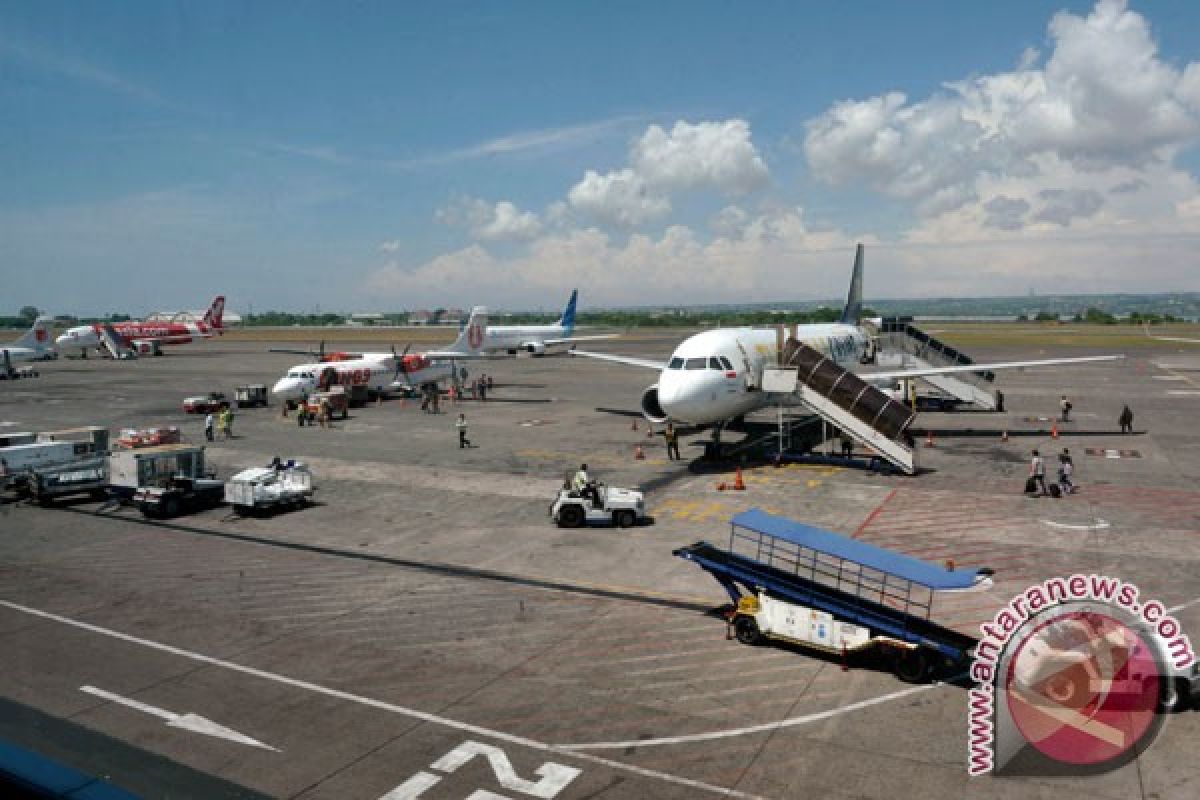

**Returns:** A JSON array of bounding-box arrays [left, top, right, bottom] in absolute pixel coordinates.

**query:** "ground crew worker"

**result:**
[[456, 413, 471, 448], [225, 406, 235, 439], [664, 422, 681, 461], [1060, 395, 1072, 422], [1058, 448, 1075, 494], [840, 431, 854, 459], [1030, 449, 1048, 496], [321, 400, 333, 428], [1119, 404, 1134, 434], [573, 463, 597, 506], [204, 411, 215, 442], [297, 400, 307, 427]]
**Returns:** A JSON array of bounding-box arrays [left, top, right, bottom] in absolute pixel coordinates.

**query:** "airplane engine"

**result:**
[[524, 341, 547, 356], [640, 384, 669, 424]]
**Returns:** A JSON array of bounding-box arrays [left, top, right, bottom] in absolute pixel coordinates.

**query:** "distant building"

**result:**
[[408, 310, 434, 325], [349, 312, 384, 326], [441, 307, 464, 325]]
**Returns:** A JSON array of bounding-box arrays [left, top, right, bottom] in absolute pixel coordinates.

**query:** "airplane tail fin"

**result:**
[[201, 295, 226, 331], [447, 306, 489, 355], [558, 289, 578, 335], [12, 316, 54, 349], [838, 244, 864, 325]]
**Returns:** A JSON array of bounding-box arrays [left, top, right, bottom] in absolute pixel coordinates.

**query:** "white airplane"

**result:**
[[574, 245, 1123, 440], [55, 295, 225, 356], [2, 316, 57, 364], [484, 289, 615, 356], [271, 307, 488, 402]]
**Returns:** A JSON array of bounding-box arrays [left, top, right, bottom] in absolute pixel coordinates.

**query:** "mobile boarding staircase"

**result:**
[[763, 334, 918, 474], [675, 509, 991, 680], [98, 324, 135, 360], [872, 317, 997, 410]]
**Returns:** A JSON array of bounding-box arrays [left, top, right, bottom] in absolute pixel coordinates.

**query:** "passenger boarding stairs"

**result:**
[[763, 338, 916, 474], [871, 318, 996, 410], [98, 324, 135, 360]]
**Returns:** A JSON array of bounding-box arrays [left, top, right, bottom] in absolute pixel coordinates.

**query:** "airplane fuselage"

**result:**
[[57, 321, 217, 351], [484, 323, 568, 355], [272, 356, 397, 401], [651, 323, 870, 425]]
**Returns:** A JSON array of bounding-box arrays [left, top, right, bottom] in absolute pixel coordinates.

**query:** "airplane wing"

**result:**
[[571, 349, 666, 371], [863, 354, 1123, 381], [543, 334, 620, 346], [422, 350, 489, 360]]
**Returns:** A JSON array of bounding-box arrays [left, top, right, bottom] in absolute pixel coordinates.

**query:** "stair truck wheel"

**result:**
[[1160, 676, 1192, 712], [162, 496, 181, 518], [557, 504, 585, 528], [614, 510, 636, 528], [734, 616, 763, 646], [894, 647, 931, 683]]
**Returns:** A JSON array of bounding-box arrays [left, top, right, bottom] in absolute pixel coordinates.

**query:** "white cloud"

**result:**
[[566, 118, 768, 227], [1033, 188, 1104, 226], [804, 0, 1200, 217], [566, 168, 671, 227], [436, 197, 543, 241], [378, 239, 402, 253], [632, 120, 769, 194], [982, 196, 1030, 231]]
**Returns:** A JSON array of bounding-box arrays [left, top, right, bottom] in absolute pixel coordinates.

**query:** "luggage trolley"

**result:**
[[675, 509, 994, 682]]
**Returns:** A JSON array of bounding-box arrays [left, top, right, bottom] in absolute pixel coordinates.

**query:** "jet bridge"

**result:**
[[872, 318, 997, 410], [765, 338, 916, 474]]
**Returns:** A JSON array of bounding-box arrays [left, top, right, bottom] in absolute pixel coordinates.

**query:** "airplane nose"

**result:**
[[272, 378, 301, 398]]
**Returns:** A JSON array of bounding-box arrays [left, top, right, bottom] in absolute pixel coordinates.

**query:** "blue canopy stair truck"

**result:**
[[674, 509, 994, 682]]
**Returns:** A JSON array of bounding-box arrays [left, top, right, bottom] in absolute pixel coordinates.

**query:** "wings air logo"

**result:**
[[467, 323, 484, 350]]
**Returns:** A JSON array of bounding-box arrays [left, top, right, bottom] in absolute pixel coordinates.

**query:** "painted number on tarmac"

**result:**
[[382, 740, 581, 799]]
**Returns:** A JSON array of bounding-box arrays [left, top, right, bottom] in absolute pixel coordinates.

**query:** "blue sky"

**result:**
[[2, 1, 1199, 315]]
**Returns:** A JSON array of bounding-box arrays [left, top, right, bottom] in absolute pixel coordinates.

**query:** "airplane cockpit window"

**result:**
[[684, 358, 707, 369], [718, 356, 734, 371], [708, 357, 722, 370], [668, 357, 684, 369]]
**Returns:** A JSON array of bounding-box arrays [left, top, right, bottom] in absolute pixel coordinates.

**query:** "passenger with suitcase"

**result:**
[[1027, 449, 1048, 496]]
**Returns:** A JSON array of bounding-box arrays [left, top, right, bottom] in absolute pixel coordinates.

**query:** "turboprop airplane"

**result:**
[[1, 316, 57, 363], [55, 295, 226, 356], [271, 307, 488, 402], [574, 245, 1123, 443], [484, 289, 616, 356]]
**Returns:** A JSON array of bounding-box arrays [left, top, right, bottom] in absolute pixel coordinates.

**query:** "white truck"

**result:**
[[550, 482, 648, 528], [225, 462, 315, 516]]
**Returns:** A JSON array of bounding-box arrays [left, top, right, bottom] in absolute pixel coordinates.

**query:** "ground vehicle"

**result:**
[[182, 392, 227, 414], [108, 444, 210, 498], [305, 387, 349, 419], [134, 475, 225, 518], [1, 427, 111, 502], [550, 482, 647, 528], [675, 509, 993, 682], [225, 462, 314, 516], [114, 427, 182, 449], [235, 384, 269, 407]]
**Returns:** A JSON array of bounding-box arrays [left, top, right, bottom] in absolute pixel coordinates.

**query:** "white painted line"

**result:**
[[558, 684, 938, 750], [1167, 597, 1200, 614], [1039, 519, 1110, 531], [1, 601, 760, 799], [1167, 390, 1200, 396], [80, 686, 278, 751], [1152, 376, 1186, 381]]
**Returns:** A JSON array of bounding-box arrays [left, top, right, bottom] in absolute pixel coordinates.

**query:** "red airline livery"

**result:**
[[56, 296, 225, 355]]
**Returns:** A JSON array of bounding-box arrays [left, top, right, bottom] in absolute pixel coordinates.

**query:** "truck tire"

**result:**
[[233, 504, 251, 517], [162, 497, 181, 518], [734, 616, 763, 646], [894, 647, 930, 683], [1160, 676, 1192, 712], [614, 510, 636, 528], [557, 504, 585, 528]]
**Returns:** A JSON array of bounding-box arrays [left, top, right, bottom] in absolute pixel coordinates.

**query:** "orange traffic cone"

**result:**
[[925, 431, 935, 448], [1001, 430, 1009, 442], [1051, 422, 1059, 439], [634, 444, 645, 460], [733, 467, 746, 491], [944, 558, 956, 571]]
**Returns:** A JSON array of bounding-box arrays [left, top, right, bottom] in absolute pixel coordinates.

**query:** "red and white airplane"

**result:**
[[271, 307, 488, 401], [55, 295, 226, 356]]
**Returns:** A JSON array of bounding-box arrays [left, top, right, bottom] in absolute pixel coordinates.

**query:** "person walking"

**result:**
[[456, 413, 471, 448], [1029, 449, 1048, 496], [1060, 395, 1072, 422], [664, 421, 681, 461], [839, 431, 854, 459], [204, 411, 215, 442], [1058, 448, 1075, 494], [225, 405, 235, 439], [1119, 404, 1134, 434]]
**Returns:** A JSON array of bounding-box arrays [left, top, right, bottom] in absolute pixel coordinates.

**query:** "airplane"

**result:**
[[1, 316, 57, 364], [271, 306, 488, 402], [573, 245, 1123, 445], [483, 289, 616, 356], [55, 295, 225, 356]]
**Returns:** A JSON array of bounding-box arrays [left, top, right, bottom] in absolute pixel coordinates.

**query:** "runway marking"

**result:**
[[80, 685, 279, 751], [1167, 390, 1200, 396], [0, 600, 760, 799], [1039, 518, 1111, 531], [558, 683, 938, 750], [1167, 597, 1200, 614], [851, 488, 897, 539]]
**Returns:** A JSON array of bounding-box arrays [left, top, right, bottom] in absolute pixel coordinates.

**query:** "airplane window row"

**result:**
[[667, 356, 735, 371]]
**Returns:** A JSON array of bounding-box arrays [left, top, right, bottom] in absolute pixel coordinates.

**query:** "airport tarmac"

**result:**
[[2, 330, 1199, 799]]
